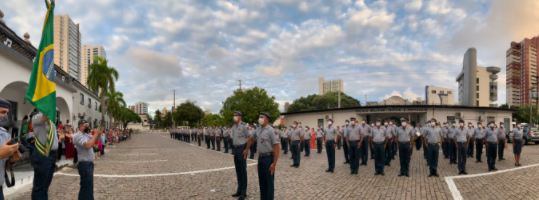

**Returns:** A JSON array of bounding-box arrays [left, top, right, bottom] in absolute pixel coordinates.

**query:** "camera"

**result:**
[[8, 139, 27, 154]]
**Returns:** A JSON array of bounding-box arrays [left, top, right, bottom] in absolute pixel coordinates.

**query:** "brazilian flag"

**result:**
[[25, 0, 56, 157]]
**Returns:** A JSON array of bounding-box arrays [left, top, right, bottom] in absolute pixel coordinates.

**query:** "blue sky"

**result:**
[[3, 0, 539, 114]]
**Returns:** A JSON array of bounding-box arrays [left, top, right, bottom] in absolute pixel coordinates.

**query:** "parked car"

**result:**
[[508, 126, 539, 145]]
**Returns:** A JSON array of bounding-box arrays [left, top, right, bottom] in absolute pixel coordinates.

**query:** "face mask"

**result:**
[[346, 122, 349, 125], [402, 122, 407, 126], [517, 125, 521, 128], [84, 125, 90, 133], [376, 122, 381, 126], [459, 123, 464, 127], [500, 125, 504, 128], [362, 121, 366, 125], [328, 121, 332, 125], [0, 115, 9, 127], [384, 122, 388, 126], [430, 122, 435, 126], [490, 124, 494, 128], [233, 116, 239, 122], [389, 122, 393, 125], [452, 123, 456, 127], [294, 124, 297, 128], [478, 125, 481, 128]]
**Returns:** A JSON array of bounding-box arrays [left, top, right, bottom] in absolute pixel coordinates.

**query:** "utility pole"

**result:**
[[338, 89, 341, 108], [173, 90, 175, 128], [365, 95, 367, 106]]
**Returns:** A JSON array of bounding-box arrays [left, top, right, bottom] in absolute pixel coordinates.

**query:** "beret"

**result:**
[[234, 111, 242, 116], [0, 98, 11, 109], [376, 118, 381, 122], [459, 119, 465, 123], [345, 119, 350, 122], [260, 112, 271, 121], [350, 117, 356, 120]]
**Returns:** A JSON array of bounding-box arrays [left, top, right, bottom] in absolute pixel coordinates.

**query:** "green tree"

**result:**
[[287, 91, 361, 112], [173, 100, 204, 127], [202, 114, 224, 126], [104, 89, 125, 128], [163, 111, 173, 128], [154, 110, 162, 128], [118, 107, 141, 129], [220, 87, 280, 125], [87, 56, 119, 127]]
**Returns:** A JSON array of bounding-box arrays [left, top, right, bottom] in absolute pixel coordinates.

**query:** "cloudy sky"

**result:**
[[3, 0, 539, 115]]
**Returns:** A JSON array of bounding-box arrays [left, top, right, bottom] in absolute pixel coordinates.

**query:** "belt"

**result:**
[[292, 140, 299, 142], [326, 139, 335, 142], [259, 152, 274, 157], [476, 138, 484, 140], [234, 144, 246, 148], [487, 142, 497, 144], [399, 142, 410, 144], [349, 140, 358, 142], [304, 139, 310, 140], [428, 143, 439, 145], [49, 150, 58, 155], [78, 161, 94, 164], [374, 142, 384, 144], [457, 142, 466, 144], [316, 137, 322, 139]]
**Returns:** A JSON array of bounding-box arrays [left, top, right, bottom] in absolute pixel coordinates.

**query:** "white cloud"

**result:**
[[404, 0, 423, 12]]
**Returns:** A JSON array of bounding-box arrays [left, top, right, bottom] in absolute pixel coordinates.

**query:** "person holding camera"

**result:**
[[0, 98, 23, 199], [74, 120, 102, 200]]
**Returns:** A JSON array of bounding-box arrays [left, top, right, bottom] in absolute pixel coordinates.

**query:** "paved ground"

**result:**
[[6, 132, 539, 200]]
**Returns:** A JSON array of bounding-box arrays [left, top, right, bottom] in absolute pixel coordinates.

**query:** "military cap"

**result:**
[[260, 112, 271, 121], [234, 111, 242, 116], [0, 98, 11, 109]]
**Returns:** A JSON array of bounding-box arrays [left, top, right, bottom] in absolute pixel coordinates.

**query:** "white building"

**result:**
[[318, 77, 343, 95], [133, 101, 149, 115], [72, 80, 111, 128], [425, 85, 455, 105], [81, 45, 106, 87], [456, 48, 500, 107], [0, 13, 109, 129]]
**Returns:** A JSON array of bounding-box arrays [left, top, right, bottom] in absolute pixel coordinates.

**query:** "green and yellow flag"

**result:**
[[25, 0, 56, 157]]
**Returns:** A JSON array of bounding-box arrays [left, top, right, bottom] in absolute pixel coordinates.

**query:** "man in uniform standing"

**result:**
[[423, 118, 443, 177], [290, 122, 303, 168], [252, 112, 280, 200], [448, 121, 458, 165], [347, 117, 361, 174], [205, 127, 211, 149], [497, 122, 507, 161], [323, 119, 338, 173], [74, 119, 102, 200], [474, 123, 485, 163], [316, 127, 323, 154], [485, 121, 499, 171], [249, 126, 257, 159], [281, 127, 288, 155], [371, 119, 387, 176], [467, 122, 476, 158], [216, 126, 222, 152], [384, 119, 394, 166], [231, 111, 251, 200], [358, 118, 370, 166], [415, 124, 422, 150], [342, 120, 350, 164], [442, 122, 449, 159], [223, 126, 230, 153], [303, 126, 311, 157], [395, 118, 414, 177], [455, 120, 470, 175]]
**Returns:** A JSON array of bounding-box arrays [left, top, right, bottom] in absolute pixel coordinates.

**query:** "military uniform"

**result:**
[[205, 128, 211, 149], [290, 123, 302, 167], [324, 122, 338, 172], [303, 127, 311, 157], [424, 120, 443, 177], [371, 123, 388, 175], [396, 120, 414, 177], [249, 128, 257, 159], [231, 114, 250, 199], [474, 127, 486, 162], [455, 123, 470, 174], [497, 126, 507, 160], [384, 123, 394, 166], [485, 125, 499, 171], [223, 128, 230, 153], [442, 125, 449, 159], [467, 125, 474, 158], [252, 123, 279, 200], [316, 128, 323, 153], [448, 124, 458, 164], [342, 123, 350, 164], [216, 128, 222, 151], [358, 122, 371, 165], [347, 120, 361, 174], [281, 128, 288, 154]]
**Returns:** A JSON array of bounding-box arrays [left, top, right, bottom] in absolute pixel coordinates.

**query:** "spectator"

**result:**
[[64, 124, 75, 160], [20, 115, 28, 142]]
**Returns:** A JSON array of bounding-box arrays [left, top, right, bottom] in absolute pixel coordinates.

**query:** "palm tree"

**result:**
[[105, 89, 126, 128], [87, 56, 119, 127]]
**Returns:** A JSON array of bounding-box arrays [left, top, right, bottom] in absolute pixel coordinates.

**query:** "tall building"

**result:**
[[506, 37, 539, 107], [456, 48, 500, 107], [284, 102, 290, 112], [132, 102, 149, 115], [204, 108, 211, 116], [53, 14, 81, 81], [81, 45, 106, 87], [425, 85, 455, 105], [162, 107, 169, 118], [318, 77, 343, 95]]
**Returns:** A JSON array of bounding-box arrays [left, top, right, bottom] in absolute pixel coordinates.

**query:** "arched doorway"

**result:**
[[56, 97, 70, 126]]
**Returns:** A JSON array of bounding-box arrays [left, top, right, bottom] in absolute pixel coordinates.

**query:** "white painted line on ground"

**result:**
[[55, 163, 258, 178], [106, 160, 168, 164], [445, 163, 539, 200]]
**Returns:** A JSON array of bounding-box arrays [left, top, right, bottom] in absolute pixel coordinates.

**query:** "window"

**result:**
[[476, 86, 479, 91], [318, 119, 324, 128], [89, 98, 92, 108], [440, 91, 445, 94], [476, 100, 479, 106], [431, 90, 436, 94], [80, 93, 84, 105], [477, 78, 479, 84], [448, 91, 452, 95], [95, 102, 98, 110], [476, 93, 479, 98]]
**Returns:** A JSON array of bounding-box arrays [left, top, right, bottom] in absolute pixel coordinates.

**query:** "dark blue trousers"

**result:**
[[233, 146, 248, 195], [77, 162, 94, 200], [374, 143, 385, 173], [31, 152, 56, 200], [467, 139, 474, 157], [498, 139, 505, 159], [250, 142, 257, 159], [343, 139, 349, 163], [487, 142, 497, 170], [304, 140, 310, 156], [291, 141, 300, 166], [428, 144, 439, 174], [449, 139, 457, 164], [476, 139, 484, 162], [349, 142, 359, 173], [281, 139, 288, 154], [224, 138, 229, 153], [360, 138, 369, 164], [316, 138, 323, 153], [258, 155, 274, 200], [198, 135, 202, 146], [206, 136, 211, 148], [457, 142, 467, 172], [326, 141, 335, 170], [385, 140, 393, 165], [399, 142, 411, 175]]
